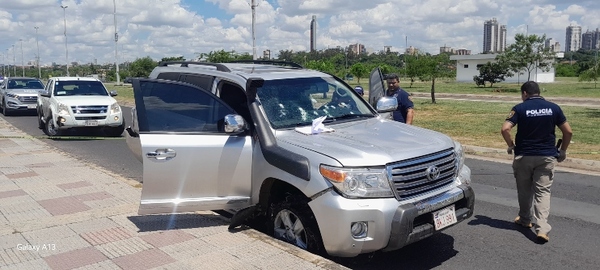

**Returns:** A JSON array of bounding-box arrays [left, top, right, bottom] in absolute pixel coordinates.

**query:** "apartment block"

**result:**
[[483, 18, 507, 53]]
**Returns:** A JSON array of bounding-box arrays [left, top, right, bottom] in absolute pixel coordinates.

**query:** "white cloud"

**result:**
[[0, 0, 598, 68]]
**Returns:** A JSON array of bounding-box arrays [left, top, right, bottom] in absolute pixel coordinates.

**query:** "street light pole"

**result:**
[[19, 39, 24, 77], [251, 0, 257, 60], [61, 5, 69, 76], [12, 44, 16, 76], [5, 49, 9, 77], [113, 0, 120, 84], [34, 26, 41, 79]]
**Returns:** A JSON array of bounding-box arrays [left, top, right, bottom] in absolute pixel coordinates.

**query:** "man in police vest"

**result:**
[[501, 81, 573, 243]]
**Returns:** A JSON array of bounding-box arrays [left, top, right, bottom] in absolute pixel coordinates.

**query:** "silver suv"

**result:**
[[126, 61, 475, 257], [0, 77, 45, 116]]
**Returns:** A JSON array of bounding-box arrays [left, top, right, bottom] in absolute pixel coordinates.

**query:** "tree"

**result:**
[[129, 56, 157, 77], [404, 54, 423, 87], [579, 63, 600, 88], [473, 61, 512, 87], [349, 63, 368, 83], [418, 53, 454, 103], [305, 59, 336, 75], [198, 50, 252, 63], [496, 34, 556, 81], [161, 56, 185, 62]]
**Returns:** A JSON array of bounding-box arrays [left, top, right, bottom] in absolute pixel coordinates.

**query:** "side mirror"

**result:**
[[109, 90, 118, 97], [39, 90, 50, 97], [224, 114, 247, 133], [376, 96, 398, 113]]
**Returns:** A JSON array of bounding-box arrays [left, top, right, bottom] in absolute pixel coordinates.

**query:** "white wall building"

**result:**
[[450, 54, 556, 83]]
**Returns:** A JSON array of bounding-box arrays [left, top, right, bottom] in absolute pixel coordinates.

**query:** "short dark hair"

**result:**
[[385, 74, 399, 81], [521, 81, 540, 96]]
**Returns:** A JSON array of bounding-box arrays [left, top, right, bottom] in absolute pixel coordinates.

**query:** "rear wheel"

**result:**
[[44, 116, 61, 136], [269, 194, 325, 256]]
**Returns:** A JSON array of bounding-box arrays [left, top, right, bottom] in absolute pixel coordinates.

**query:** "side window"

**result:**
[[135, 81, 234, 133], [156, 72, 180, 81], [181, 74, 215, 91]]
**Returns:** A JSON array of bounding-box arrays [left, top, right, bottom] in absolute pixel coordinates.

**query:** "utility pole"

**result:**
[[61, 5, 70, 76], [19, 39, 24, 77], [113, 0, 120, 84], [251, 0, 257, 60], [1, 53, 4, 76], [5, 49, 9, 77], [34, 26, 41, 79], [12, 44, 16, 76]]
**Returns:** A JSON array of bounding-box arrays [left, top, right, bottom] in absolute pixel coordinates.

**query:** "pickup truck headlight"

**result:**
[[320, 165, 394, 198], [57, 103, 70, 115], [110, 102, 121, 114], [453, 141, 471, 186]]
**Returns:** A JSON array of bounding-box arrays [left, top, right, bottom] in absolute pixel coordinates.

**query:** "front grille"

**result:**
[[71, 105, 108, 114], [18, 96, 37, 103], [388, 148, 457, 200], [75, 116, 106, 120]]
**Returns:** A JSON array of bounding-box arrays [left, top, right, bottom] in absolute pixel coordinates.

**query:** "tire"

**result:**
[[269, 194, 325, 256], [2, 100, 10, 116], [104, 122, 125, 137], [37, 109, 44, 129], [44, 116, 61, 136]]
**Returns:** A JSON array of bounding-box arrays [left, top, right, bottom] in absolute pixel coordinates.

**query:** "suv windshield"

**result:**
[[54, 81, 108, 96], [257, 77, 374, 129], [7, 79, 44, 89]]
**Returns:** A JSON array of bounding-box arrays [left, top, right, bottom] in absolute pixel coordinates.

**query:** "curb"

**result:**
[[464, 145, 600, 174]]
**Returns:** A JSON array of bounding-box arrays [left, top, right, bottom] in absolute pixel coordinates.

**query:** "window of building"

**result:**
[[463, 64, 469, 68]]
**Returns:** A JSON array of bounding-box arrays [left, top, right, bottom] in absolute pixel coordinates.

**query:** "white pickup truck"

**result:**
[[37, 77, 125, 136]]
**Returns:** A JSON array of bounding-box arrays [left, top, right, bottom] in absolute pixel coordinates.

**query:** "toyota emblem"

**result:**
[[426, 165, 441, 181]]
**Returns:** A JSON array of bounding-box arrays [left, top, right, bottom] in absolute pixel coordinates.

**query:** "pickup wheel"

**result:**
[[104, 122, 125, 137], [269, 194, 325, 256], [44, 116, 61, 136], [37, 110, 44, 129]]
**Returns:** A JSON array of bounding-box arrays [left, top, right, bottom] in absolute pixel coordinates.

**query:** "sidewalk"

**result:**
[[0, 118, 346, 270]]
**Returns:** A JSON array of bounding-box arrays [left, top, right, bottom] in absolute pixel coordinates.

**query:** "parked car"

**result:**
[[0, 77, 45, 116], [125, 61, 474, 257], [37, 77, 125, 136]]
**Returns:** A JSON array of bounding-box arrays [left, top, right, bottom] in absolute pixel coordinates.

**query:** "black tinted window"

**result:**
[[136, 81, 234, 133], [7, 79, 44, 89]]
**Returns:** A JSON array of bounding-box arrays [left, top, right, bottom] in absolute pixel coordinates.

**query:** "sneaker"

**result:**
[[514, 216, 532, 228], [537, 233, 550, 242]]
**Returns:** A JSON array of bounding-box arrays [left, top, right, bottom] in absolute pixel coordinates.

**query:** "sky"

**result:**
[[0, 0, 599, 67]]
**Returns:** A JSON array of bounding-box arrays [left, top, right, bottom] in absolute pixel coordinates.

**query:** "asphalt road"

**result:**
[[2, 109, 600, 269]]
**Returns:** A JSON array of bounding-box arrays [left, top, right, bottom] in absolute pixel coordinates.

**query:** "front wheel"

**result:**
[[2, 100, 10, 116], [37, 109, 44, 129], [44, 116, 61, 136], [269, 194, 325, 256], [104, 122, 125, 137]]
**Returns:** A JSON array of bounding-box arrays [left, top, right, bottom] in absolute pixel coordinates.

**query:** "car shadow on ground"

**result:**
[[331, 233, 458, 270], [468, 214, 539, 243], [128, 213, 228, 232]]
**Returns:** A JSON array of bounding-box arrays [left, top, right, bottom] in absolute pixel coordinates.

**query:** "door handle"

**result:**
[[146, 148, 176, 161]]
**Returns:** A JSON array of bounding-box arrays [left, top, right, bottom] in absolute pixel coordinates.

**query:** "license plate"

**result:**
[[27, 104, 36, 109], [85, 120, 98, 126], [433, 205, 457, 230]]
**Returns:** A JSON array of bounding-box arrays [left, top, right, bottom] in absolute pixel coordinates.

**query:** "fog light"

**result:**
[[350, 221, 368, 239], [60, 118, 66, 123], [114, 116, 119, 121]]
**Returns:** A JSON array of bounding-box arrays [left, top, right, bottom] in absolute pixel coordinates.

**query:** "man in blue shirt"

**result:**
[[501, 81, 572, 243], [385, 74, 414, 124]]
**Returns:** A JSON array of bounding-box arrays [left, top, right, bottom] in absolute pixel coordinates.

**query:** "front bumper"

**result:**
[[53, 113, 123, 129], [309, 184, 475, 257], [6, 99, 37, 111]]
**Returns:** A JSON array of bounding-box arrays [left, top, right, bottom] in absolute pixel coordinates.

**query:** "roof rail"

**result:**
[[228, 60, 303, 69], [157, 61, 231, 72]]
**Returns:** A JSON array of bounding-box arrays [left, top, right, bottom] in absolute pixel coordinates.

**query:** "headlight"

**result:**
[[110, 102, 121, 114], [57, 103, 69, 115], [6, 93, 18, 98], [453, 141, 471, 186], [320, 165, 394, 198]]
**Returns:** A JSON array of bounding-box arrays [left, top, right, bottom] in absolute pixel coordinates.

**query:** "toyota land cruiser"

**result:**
[[125, 61, 474, 257]]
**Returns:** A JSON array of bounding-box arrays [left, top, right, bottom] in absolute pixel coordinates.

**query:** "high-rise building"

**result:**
[[483, 18, 506, 53], [310, 15, 317, 52], [565, 25, 582, 52], [348, 43, 366, 55], [545, 38, 561, 52], [581, 28, 600, 50]]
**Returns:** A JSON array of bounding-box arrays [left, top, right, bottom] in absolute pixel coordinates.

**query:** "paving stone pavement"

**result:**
[[0, 118, 347, 270]]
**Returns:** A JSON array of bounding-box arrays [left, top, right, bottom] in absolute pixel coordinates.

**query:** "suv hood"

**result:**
[[277, 118, 454, 166], [7, 89, 42, 95], [53, 95, 118, 106]]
